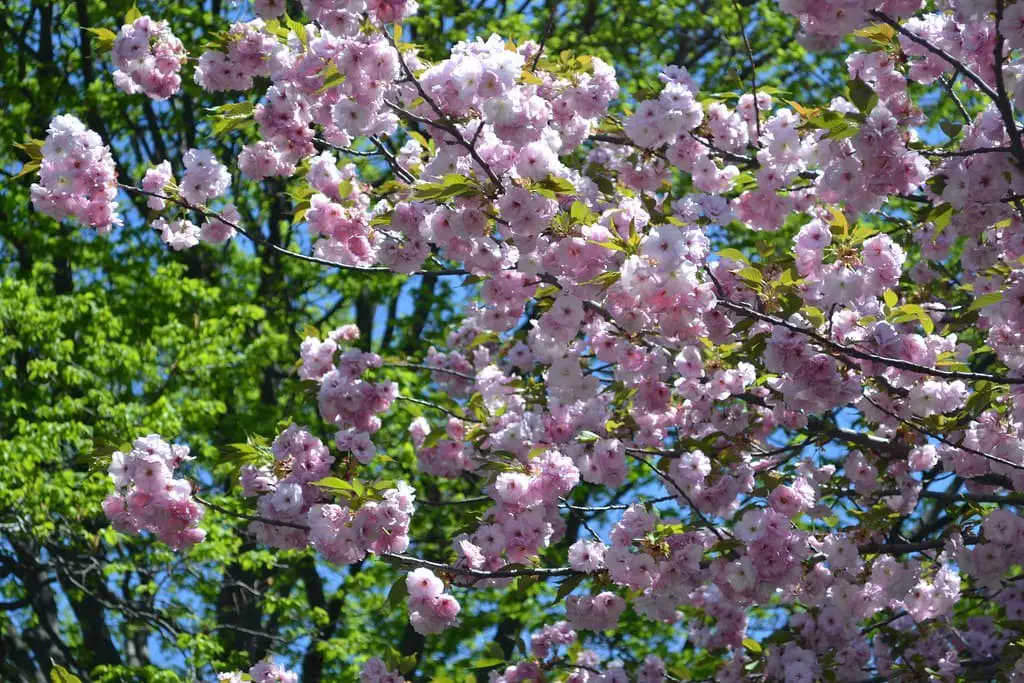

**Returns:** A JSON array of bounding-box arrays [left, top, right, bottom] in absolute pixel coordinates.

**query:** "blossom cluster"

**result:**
[[493, 642, 666, 683], [217, 660, 297, 683], [141, 149, 237, 249], [239, 421, 415, 563], [299, 325, 398, 462], [30, 114, 120, 233], [111, 15, 187, 100], [239, 424, 334, 549], [308, 481, 415, 564], [101, 435, 205, 550], [360, 657, 407, 683], [195, 19, 278, 92], [405, 568, 461, 635]]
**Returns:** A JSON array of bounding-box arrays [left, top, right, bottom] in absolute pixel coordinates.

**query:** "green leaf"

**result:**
[[387, 576, 408, 605], [883, 289, 898, 309], [569, 200, 595, 224], [928, 203, 954, 237], [221, 442, 272, 466], [853, 23, 896, 45], [314, 476, 355, 492], [414, 175, 479, 202], [13, 138, 45, 160], [593, 174, 616, 195], [850, 224, 877, 244], [892, 304, 935, 335], [263, 19, 290, 39], [848, 78, 878, 114], [737, 266, 763, 286], [805, 110, 860, 140], [581, 271, 621, 289], [470, 658, 504, 669], [787, 100, 820, 119], [315, 65, 346, 93], [534, 175, 576, 195], [926, 174, 948, 197], [399, 654, 417, 675], [940, 120, 963, 140], [13, 159, 40, 179], [467, 332, 498, 350], [742, 637, 763, 654], [51, 665, 82, 683], [716, 248, 749, 263], [207, 101, 255, 136], [827, 206, 848, 235], [803, 306, 825, 329], [284, 13, 308, 50], [556, 573, 585, 600], [84, 27, 117, 52], [588, 239, 626, 253], [125, 4, 142, 24], [968, 292, 1003, 312], [207, 101, 254, 118]]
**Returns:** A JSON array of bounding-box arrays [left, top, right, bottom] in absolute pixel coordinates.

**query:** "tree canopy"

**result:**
[[5, 0, 1024, 682]]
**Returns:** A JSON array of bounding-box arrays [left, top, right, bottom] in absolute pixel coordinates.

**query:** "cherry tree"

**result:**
[[21, 0, 1024, 680]]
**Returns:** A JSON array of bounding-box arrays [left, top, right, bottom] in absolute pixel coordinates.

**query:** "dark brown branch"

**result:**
[[919, 490, 1024, 505], [870, 11, 998, 101], [993, 0, 1024, 168]]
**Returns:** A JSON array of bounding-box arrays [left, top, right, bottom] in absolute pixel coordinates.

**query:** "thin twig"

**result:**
[[992, 0, 1024, 168], [378, 24, 505, 194], [380, 552, 578, 578], [396, 394, 480, 423], [119, 183, 467, 276], [861, 610, 908, 634], [704, 266, 1024, 386], [194, 495, 310, 531], [629, 454, 728, 540], [925, 146, 1012, 158], [939, 74, 972, 123], [417, 496, 491, 506], [370, 135, 416, 184], [381, 362, 476, 381], [919, 490, 1024, 505], [530, 0, 558, 72], [730, 0, 761, 143], [862, 394, 1024, 472], [559, 496, 674, 513]]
